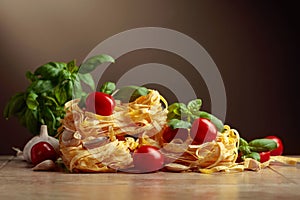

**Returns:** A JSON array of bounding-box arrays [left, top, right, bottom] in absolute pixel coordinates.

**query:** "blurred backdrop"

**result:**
[[0, 1, 299, 154]]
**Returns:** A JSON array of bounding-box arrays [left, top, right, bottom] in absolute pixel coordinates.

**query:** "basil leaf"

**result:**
[[65, 80, 74, 99], [42, 95, 59, 107], [167, 103, 180, 120], [238, 145, 251, 155], [180, 104, 191, 120], [78, 73, 95, 91], [100, 82, 116, 95], [79, 54, 115, 74], [17, 108, 27, 127], [242, 152, 260, 162], [27, 80, 54, 94], [113, 85, 149, 102], [67, 60, 78, 73], [199, 111, 224, 132], [131, 87, 148, 102], [49, 62, 67, 69], [25, 108, 39, 135], [58, 69, 72, 83], [26, 71, 38, 82], [167, 102, 189, 120], [3, 92, 26, 119], [249, 139, 277, 152], [26, 92, 39, 110], [54, 85, 68, 105], [34, 62, 65, 80], [239, 138, 249, 146], [78, 93, 88, 108], [43, 107, 57, 133], [168, 119, 191, 129], [187, 99, 202, 115], [72, 74, 83, 98]]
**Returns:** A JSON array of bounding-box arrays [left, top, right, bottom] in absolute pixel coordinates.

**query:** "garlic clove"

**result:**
[[32, 159, 57, 171], [164, 163, 190, 172]]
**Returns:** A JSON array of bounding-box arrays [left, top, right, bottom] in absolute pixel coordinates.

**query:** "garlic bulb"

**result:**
[[22, 125, 59, 163]]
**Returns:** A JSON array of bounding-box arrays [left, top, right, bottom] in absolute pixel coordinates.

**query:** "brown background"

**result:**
[[0, 1, 299, 154]]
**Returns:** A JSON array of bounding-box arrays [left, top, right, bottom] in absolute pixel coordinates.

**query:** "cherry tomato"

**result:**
[[259, 151, 271, 163], [162, 126, 189, 143], [236, 152, 243, 163], [85, 92, 115, 116], [31, 141, 58, 165], [265, 136, 283, 156], [132, 145, 164, 173], [190, 118, 218, 145]]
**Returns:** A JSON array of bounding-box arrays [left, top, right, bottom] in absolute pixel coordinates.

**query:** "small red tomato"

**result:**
[[132, 145, 164, 173], [85, 92, 115, 116], [190, 118, 218, 145], [236, 152, 243, 163], [265, 136, 284, 156], [259, 151, 271, 163], [31, 142, 58, 165], [162, 126, 189, 143]]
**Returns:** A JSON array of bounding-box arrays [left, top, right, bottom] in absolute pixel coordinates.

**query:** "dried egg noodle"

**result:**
[[59, 90, 167, 172], [59, 89, 244, 173], [162, 125, 242, 173]]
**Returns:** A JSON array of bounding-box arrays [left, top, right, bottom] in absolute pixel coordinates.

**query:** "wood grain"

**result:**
[[0, 156, 299, 200]]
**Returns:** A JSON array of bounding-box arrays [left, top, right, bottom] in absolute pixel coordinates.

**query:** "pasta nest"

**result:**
[[161, 125, 241, 173], [59, 90, 167, 172]]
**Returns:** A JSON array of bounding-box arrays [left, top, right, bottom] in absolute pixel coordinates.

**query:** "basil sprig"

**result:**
[[167, 99, 224, 132], [238, 137, 278, 161], [3, 54, 114, 136]]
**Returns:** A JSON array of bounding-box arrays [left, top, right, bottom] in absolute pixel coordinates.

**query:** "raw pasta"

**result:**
[[59, 90, 242, 173], [59, 90, 167, 172]]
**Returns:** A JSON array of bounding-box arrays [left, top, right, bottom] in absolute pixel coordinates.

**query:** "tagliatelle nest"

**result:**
[[161, 125, 242, 173], [58, 90, 242, 173], [59, 90, 168, 172]]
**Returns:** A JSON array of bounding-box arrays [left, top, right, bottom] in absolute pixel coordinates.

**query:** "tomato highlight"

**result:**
[[132, 145, 164, 173], [190, 118, 218, 145], [85, 92, 115, 116], [31, 141, 58, 165]]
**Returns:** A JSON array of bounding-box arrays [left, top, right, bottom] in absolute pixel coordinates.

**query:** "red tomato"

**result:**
[[236, 152, 243, 163], [31, 142, 58, 165], [190, 118, 217, 144], [132, 145, 164, 173], [162, 126, 189, 143], [265, 136, 283, 156], [85, 92, 115, 116], [259, 151, 271, 163]]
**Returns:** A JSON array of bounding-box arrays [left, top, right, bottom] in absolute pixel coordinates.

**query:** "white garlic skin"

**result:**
[[23, 125, 59, 163], [32, 159, 57, 171]]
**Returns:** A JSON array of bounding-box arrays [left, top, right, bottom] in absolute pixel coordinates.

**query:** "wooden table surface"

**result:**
[[1, 156, 300, 200]]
